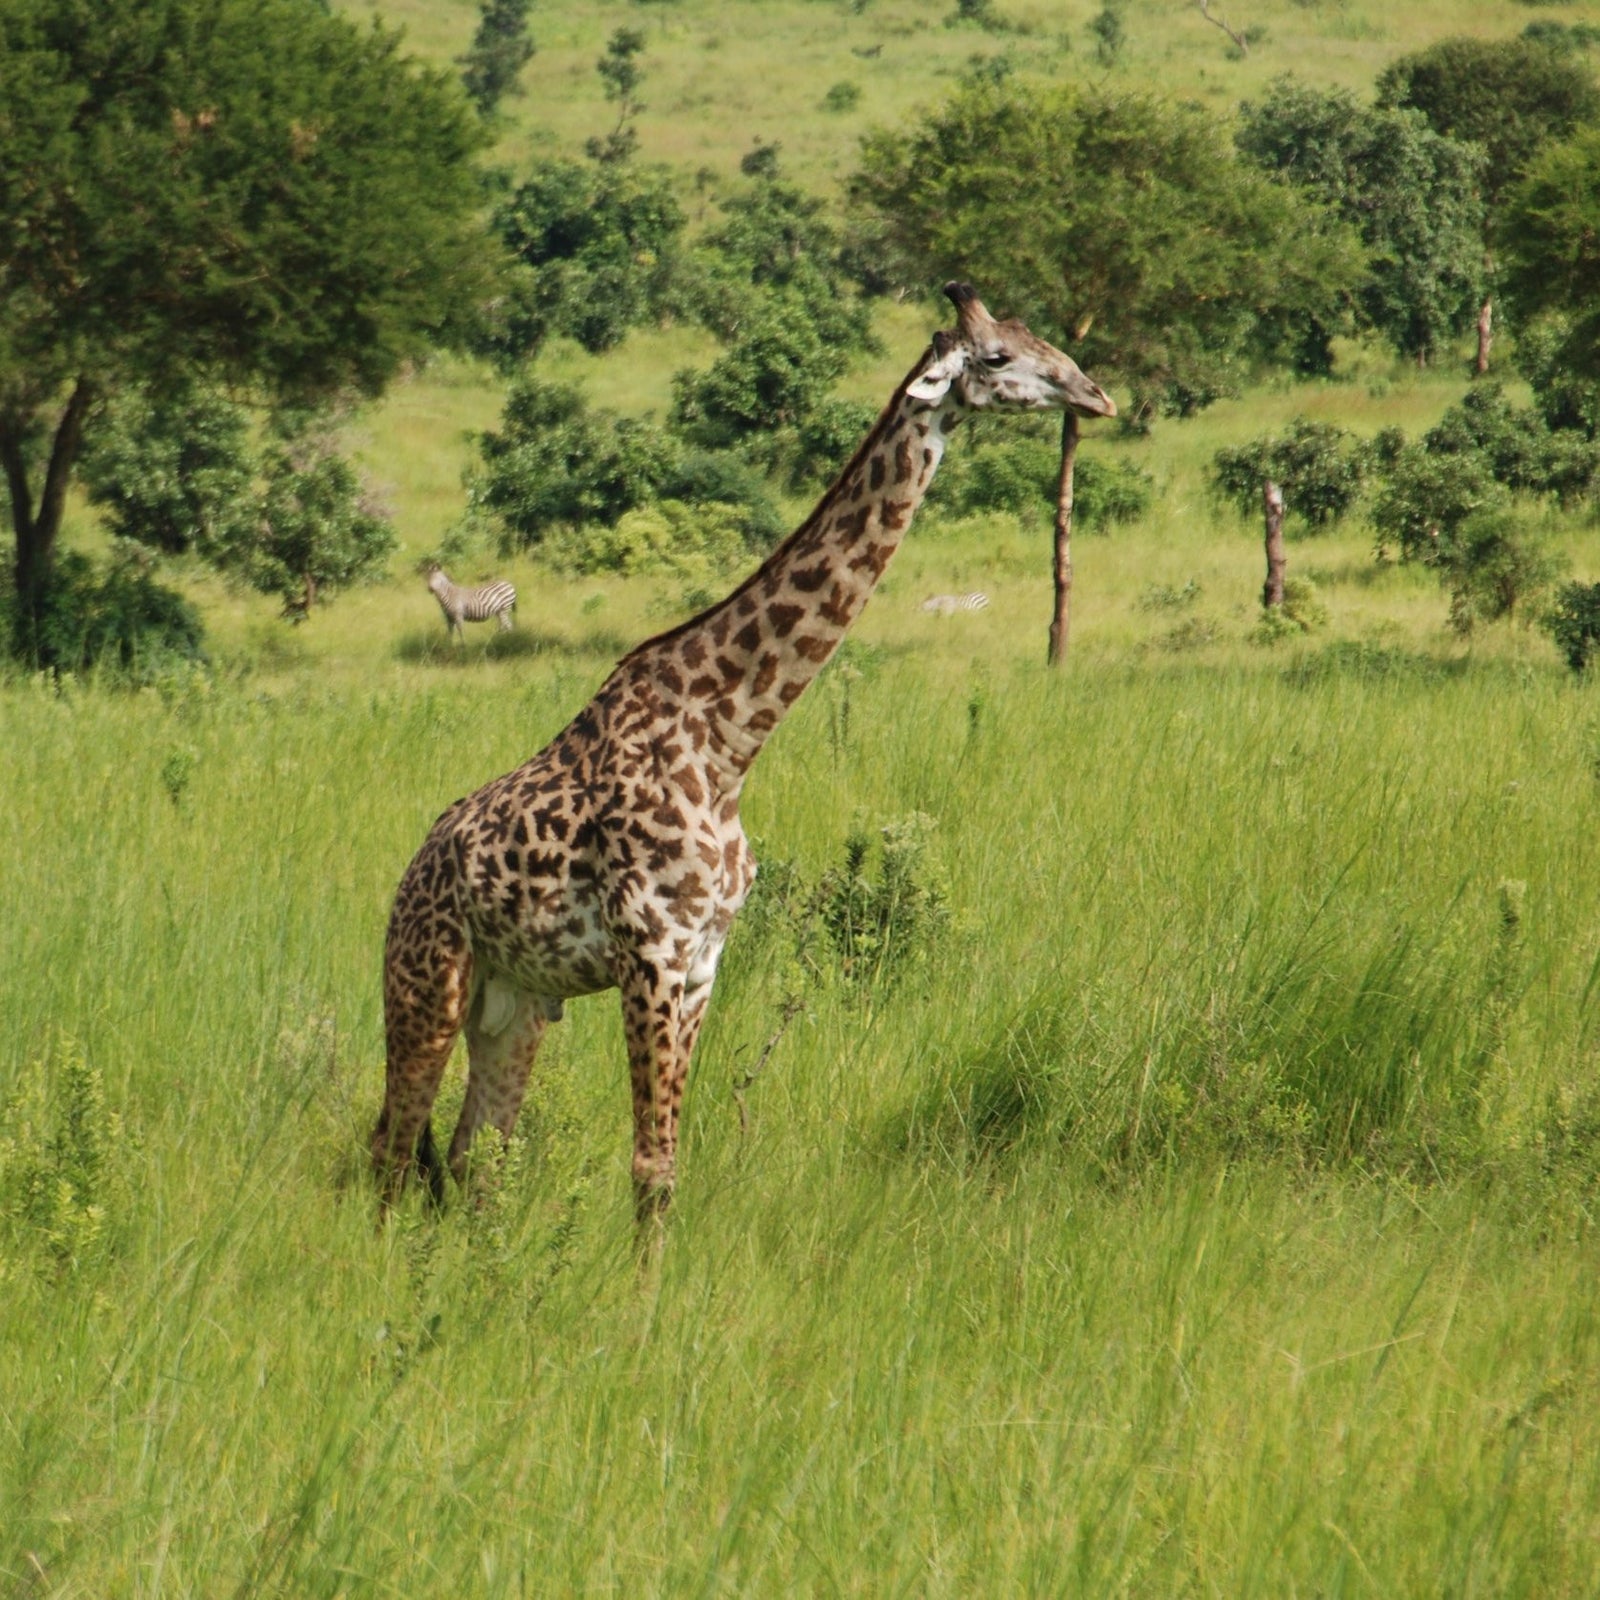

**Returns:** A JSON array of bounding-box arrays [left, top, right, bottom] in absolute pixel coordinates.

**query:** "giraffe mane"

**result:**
[[617, 347, 941, 667]]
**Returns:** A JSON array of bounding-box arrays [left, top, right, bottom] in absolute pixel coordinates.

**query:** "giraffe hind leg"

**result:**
[[373, 896, 473, 1212]]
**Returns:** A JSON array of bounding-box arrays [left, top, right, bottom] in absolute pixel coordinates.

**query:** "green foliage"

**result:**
[[1237, 79, 1486, 364], [1423, 383, 1600, 502], [459, 0, 536, 115], [472, 378, 783, 554], [217, 427, 397, 621], [928, 426, 1153, 529], [1435, 510, 1565, 635], [1501, 126, 1600, 384], [0, 1038, 134, 1275], [0, 0, 490, 408], [1253, 576, 1329, 642], [1211, 417, 1371, 528], [5, 549, 205, 677], [538, 499, 749, 581], [1370, 444, 1507, 562], [815, 813, 950, 985], [1542, 579, 1600, 669], [821, 80, 861, 112], [671, 296, 850, 443], [1516, 314, 1600, 436], [472, 379, 679, 544], [487, 158, 685, 360], [587, 26, 649, 164], [1377, 35, 1600, 212], [0, 0, 491, 661], [78, 386, 255, 558], [853, 81, 1367, 423], [1088, 2, 1125, 64]]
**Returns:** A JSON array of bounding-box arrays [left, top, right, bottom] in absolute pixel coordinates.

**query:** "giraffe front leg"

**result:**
[[618, 954, 690, 1225]]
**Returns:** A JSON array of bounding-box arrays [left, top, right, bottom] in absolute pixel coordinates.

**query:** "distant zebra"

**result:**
[[920, 592, 991, 616], [425, 563, 517, 642]]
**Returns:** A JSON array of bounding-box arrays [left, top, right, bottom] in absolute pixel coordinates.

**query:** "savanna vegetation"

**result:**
[[6, 0, 1600, 1593]]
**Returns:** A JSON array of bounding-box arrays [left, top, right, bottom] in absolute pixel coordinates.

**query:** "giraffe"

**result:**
[[373, 282, 1116, 1222]]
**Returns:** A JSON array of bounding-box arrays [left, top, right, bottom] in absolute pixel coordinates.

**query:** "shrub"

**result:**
[[815, 813, 950, 985], [1542, 580, 1600, 670], [538, 499, 750, 581], [1435, 510, 1564, 635], [1369, 445, 1507, 562], [471, 379, 679, 545], [1424, 383, 1600, 502], [821, 81, 861, 112], [7, 550, 205, 676]]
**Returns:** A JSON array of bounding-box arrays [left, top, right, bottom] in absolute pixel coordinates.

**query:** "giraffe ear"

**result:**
[[907, 336, 966, 403]]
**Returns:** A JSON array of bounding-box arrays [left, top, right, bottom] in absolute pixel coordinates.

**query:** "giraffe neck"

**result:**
[[628, 366, 957, 784]]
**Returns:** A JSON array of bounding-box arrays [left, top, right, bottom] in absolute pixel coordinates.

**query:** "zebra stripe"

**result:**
[[426, 566, 517, 639], [920, 592, 991, 616]]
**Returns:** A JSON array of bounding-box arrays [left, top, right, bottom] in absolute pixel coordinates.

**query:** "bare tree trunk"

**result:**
[[1047, 411, 1079, 667], [1195, 0, 1249, 53], [1475, 295, 1493, 376], [1262, 479, 1286, 609], [3, 376, 95, 658]]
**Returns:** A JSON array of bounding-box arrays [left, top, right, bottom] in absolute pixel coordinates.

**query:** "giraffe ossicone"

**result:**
[[373, 283, 1115, 1223]]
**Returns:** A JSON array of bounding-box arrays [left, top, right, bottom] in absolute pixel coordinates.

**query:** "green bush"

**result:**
[[929, 428, 1153, 529], [538, 499, 750, 581], [6, 550, 205, 676], [1370, 444, 1507, 562], [1424, 383, 1600, 503], [1435, 511, 1564, 635], [1542, 580, 1600, 670]]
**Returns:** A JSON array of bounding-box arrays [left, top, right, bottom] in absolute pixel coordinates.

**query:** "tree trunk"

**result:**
[[1047, 411, 1079, 667], [1475, 295, 1493, 376], [3, 377, 95, 658], [1262, 479, 1286, 609]]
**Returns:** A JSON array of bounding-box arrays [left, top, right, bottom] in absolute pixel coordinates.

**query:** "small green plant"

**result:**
[[821, 80, 861, 112], [1088, 2, 1124, 63], [0, 1038, 134, 1275], [1137, 578, 1201, 611], [815, 813, 950, 984], [1253, 576, 1328, 643], [160, 746, 198, 810]]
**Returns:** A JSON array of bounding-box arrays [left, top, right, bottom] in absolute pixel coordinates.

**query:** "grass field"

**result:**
[[8, 0, 1600, 1593]]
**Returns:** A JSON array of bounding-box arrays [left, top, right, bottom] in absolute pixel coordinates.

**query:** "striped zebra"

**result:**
[[425, 563, 517, 642], [920, 592, 991, 616]]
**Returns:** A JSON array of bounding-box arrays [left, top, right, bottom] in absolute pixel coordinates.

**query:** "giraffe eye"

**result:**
[[981, 352, 1011, 370]]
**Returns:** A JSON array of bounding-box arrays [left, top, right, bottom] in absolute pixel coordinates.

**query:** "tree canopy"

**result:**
[[1376, 36, 1600, 213], [850, 81, 1365, 423], [0, 0, 492, 657], [1236, 80, 1486, 365]]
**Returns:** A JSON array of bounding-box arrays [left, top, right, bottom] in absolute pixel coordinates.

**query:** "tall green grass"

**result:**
[[4, 641, 1600, 1593]]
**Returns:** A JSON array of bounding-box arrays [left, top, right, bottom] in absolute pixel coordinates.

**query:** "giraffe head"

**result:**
[[907, 282, 1116, 419]]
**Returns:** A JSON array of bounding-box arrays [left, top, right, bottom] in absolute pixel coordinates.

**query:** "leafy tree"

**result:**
[[487, 159, 685, 359], [927, 426, 1153, 529], [1376, 36, 1600, 369], [1434, 511, 1563, 636], [1500, 126, 1600, 387], [1237, 80, 1486, 366], [0, 0, 490, 662], [1513, 313, 1600, 438], [1377, 38, 1600, 215], [1212, 418, 1371, 529], [209, 425, 396, 621], [588, 26, 647, 165], [459, 0, 536, 116], [852, 81, 1366, 424]]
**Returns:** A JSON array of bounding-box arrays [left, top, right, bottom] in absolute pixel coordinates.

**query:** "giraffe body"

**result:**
[[375, 285, 1115, 1219]]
